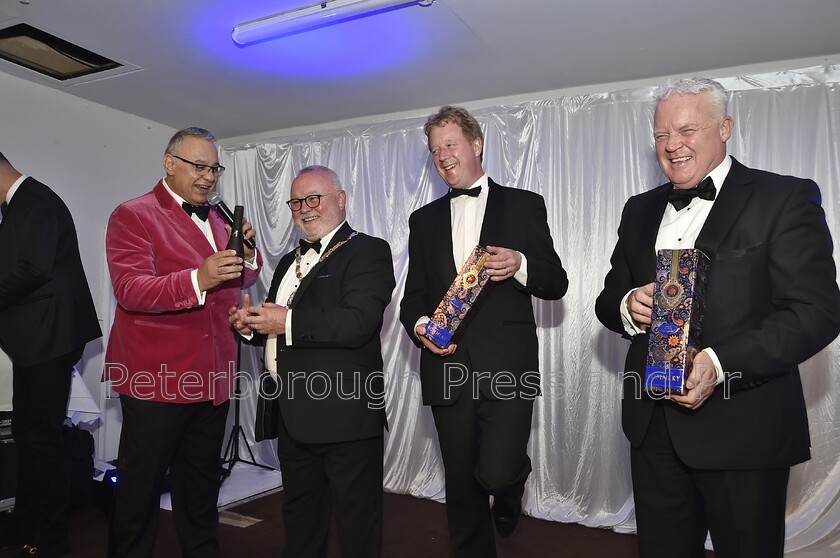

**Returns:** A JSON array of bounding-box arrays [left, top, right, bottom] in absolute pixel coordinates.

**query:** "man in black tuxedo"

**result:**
[[0, 152, 101, 558], [229, 165, 395, 558], [595, 77, 840, 557], [400, 106, 568, 557]]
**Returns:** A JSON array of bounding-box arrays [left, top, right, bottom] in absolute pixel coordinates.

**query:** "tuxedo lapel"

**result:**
[[695, 159, 752, 259], [208, 212, 229, 252], [433, 198, 458, 284], [152, 182, 216, 260], [267, 252, 295, 303], [0, 178, 33, 234], [0, 195, 14, 234], [639, 185, 670, 281], [290, 222, 355, 308], [478, 180, 504, 247]]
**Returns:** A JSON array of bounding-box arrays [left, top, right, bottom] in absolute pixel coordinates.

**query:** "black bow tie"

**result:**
[[0, 201, 7, 218], [449, 186, 481, 199], [668, 176, 716, 211], [182, 202, 210, 221], [299, 238, 322, 254]]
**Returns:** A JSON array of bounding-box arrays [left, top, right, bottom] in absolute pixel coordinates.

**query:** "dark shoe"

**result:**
[[492, 498, 522, 538], [10, 541, 69, 557]]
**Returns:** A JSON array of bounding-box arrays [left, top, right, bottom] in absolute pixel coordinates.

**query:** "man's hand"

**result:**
[[627, 282, 654, 326], [415, 324, 457, 356], [243, 302, 288, 336], [197, 250, 243, 292], [223, 219, 257, 262], [229, 293, 253, 336], [485, 246, 522, 282], [671, 351, 717, 410]]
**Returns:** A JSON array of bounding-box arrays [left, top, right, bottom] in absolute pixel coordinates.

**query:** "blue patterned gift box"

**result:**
[[425, 246, 492, 349], [645, 249, 709, 395]]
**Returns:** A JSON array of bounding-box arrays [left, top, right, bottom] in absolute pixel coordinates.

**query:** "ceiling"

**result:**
[[2, 0, 840, 140]]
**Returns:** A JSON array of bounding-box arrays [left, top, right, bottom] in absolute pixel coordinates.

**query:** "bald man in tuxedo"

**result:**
[[230, 165, 395, 558]]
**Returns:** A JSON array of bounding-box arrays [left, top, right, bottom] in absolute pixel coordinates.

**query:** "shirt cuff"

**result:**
[[190, 269, 206, 306], [702, 347, 725, 386], [244, 251, 258, 270], [620, 289, 646, 336], [513, 252, 528, 286], [284, 308, 293, 346], [414, 316, 430, 340]]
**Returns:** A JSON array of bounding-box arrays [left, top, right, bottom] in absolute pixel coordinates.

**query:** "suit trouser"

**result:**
[[11, 347, 81, 547], [275, 414, 383, 558], [631, 403, 790, 558], [431, 391, 534, 558], [109, 397, 229, 558]]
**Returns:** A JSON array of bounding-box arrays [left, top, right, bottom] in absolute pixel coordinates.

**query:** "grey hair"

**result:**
[[297, 165, 342, 191], [165, 127, 217, 155], [654, 77, 728, 120]]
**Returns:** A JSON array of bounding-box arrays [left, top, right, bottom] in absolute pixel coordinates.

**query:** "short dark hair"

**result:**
[[165, 127, 217, 155], [424, 105, 484, 159]]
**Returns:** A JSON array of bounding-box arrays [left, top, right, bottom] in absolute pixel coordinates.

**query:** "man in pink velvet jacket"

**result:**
[[104, 127, 262, 557]]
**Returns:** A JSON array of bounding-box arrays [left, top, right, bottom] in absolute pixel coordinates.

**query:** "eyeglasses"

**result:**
[[285, 191, 339, 212], [171, 154, 226, 177]]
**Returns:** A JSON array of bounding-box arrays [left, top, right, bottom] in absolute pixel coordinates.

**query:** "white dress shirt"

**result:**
[[162, 180, 257, 305], [620, 156, 732, 384], [1, 174, 26, 225], [264, 220, 346, 375], [414, 174, 529, 334], [162, 180, 217, 305], [5, 174, 26, 205]]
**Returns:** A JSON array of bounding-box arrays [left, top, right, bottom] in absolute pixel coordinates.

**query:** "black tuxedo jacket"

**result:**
[[0, 178, 101, 366], [400, 179, 568, 405], [595, 158, 840, 470], [253, 223, 395, 445]]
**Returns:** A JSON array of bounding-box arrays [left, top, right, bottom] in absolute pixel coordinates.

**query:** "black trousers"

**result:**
[[11, 347, 81, 547], [276, 414, 383, 558], [631, 403, 790, 558], [108, 397, 229, 558], [431, 392, 534, 558]]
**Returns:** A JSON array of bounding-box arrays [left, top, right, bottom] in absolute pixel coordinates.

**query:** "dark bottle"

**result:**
[[226, 205, 245, 260]]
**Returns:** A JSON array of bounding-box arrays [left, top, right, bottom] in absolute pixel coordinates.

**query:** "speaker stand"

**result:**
[[221, 338, 274, 481]]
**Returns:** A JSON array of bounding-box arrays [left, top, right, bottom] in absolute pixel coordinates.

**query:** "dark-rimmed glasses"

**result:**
[[171, 154, 226, 177], [285, 191, 339, 212]]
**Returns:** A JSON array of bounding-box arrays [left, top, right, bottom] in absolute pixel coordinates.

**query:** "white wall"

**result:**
[[0, 70, 177, 458]]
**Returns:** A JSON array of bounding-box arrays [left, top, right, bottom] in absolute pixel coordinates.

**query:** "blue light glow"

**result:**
[[195, 2, 424, 79]]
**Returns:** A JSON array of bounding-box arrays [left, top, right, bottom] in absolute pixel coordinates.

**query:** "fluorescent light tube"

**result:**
[[233, 0, 422, 46]]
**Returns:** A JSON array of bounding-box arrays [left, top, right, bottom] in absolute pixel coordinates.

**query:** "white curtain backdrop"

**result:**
[[212, 64, 840, 554]]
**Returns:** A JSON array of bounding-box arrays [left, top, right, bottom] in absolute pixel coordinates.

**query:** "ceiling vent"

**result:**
[[0, 21, 140, 85]]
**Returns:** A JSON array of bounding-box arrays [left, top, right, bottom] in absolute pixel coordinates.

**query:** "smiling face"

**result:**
[[163, 136, 219, 205], [428, 120, 484, 190], [653, 92, 733, 190], [290, 169, 346, 241]]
